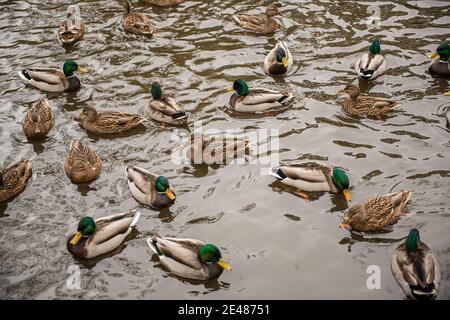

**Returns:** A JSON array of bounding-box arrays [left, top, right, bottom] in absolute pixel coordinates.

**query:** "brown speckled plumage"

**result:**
[[337, 84, 400, 117], [77, 105, 145, 134], [22, 97, 55, 140], [64, 140, 102, 183], [341, 190, 411, 232], [0, 160, 32, 203]]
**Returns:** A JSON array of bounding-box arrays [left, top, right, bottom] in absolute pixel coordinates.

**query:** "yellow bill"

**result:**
[[281, 57, 288, 68], [217, 258, 231, 271], [77, 66, 88, 73], [342, 189, 352, 202], [70, 231, 82, 245], [444, 92, 450, 96], [166, 189, 176, 201], [226, 87, 234, 92], [428, 52, 438, 59]]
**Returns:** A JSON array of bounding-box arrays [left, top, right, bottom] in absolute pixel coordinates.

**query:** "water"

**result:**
[[1, 0, 450, 299]]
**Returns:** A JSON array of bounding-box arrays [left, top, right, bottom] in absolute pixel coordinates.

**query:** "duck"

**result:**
[[22, 97, 55, 140], [119, 0, 158, 37], [147, 236, 231, 281], [125, 165, 176, 209], [355, 38, 387, 80], [227, 79, 293, 113], [233, 4, 283, 34], [67, 210, 140, 259], [145, 82, 188, 125], [58, 5, 85, 45], [269, 161, 352, 202], [339, 190, 411, 232], [143, 0, 185, 6], [64, 140, 102, 184], [428, 43, 450, 78], [77, 105, 145, 134], [0, 160, 32, 203], [391, 229, 440, 300], [264, 41, 293, 76], [337, 84, 400, 117], [188, 134, 249, 165], [18, 60, 87, 93]]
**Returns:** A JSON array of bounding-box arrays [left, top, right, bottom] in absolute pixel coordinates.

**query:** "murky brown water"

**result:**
[[1, 0, 450, 299]]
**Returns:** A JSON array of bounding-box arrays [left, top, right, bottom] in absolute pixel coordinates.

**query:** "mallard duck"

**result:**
[[77, 105, 145, 134], [22, 97, 55, 140], [67, 210, 140, 259], [125, 165, 176, 209], [18, 60, 88, 93], [337, 84, 400, 117], [147, 236, 231, 280], [264, 41, 293, 76], [58, 5, 85, 45], [233, 4, 283, 34], [227, 79, 293, 113], [391, 229, 440, 300], [188, 134, 249, 165], [355, 38, 387, 80], [428, 43, 450, 78], [0, 160, 32, 203], [145, 82, 188, 125], [269, 161, 352, 202], [339, 190, 411, 232], [119, 0, 157, 37], [64, 140, 102, 183], [143, 0, 185, 6]]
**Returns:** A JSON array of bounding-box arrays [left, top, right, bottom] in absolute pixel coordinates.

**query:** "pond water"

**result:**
[[1, 0, 450, 299]]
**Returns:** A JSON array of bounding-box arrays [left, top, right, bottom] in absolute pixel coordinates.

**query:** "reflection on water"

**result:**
[[1, 0, 450, 299]]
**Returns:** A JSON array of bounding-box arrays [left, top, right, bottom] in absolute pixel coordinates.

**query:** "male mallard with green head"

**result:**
[[67, 210, 140, 259], [355, 38, 387, 80], [145, 82, 188, 125], [337, 84, 400, 117], [428, 43, 450, 78], [269, 162, 352, 202], [18, 60, 87, 93], [64, 140, 102, 184], [58, 5, 85, 45], [22, 97, 55, 140], [227, 79, 293, 113], [125, 165, 176, 209], [233, 4, 284, 34], [391, 229, 440, 300], [264, 41, 293, 76], [77, 105, 145, 134], [0, 160, 32, 203], [147, 236, 231, 280], [339, 190, 411, 232]]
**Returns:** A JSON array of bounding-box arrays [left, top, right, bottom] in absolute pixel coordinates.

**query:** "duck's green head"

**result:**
[[70, 216, 95, 245], [276, 47, 288, 68], [332, 168, 351, 201], [369, 38, 381, 54], [429, 43, 450, 61], [151, 82, 163, 100], [155, 176, 176, 201], [198, 243, 231, 270], [227, 79, 249, 96], [405, 228, 420, 253], [63, 60, 88, 77]]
